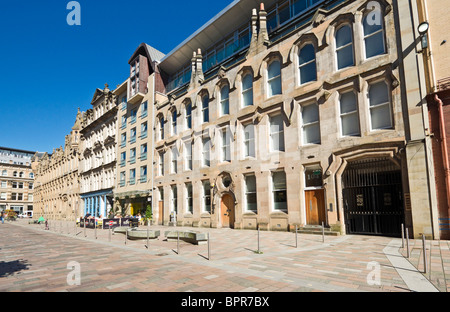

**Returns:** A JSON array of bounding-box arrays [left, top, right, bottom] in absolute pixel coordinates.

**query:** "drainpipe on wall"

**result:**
[[436, 94, 450, 218]]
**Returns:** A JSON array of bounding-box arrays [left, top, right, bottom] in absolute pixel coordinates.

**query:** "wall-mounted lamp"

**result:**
[[418, 21, 429, 50]]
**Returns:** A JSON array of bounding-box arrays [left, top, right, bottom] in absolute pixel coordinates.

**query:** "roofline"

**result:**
[[160, 0, 241, 64], [0, 146, 37, 155]]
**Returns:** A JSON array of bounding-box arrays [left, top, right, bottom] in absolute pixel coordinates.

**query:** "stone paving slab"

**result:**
[[0, 219, 447, 292]]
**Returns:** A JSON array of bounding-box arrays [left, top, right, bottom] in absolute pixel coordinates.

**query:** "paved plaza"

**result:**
[[0, 219, 449, 293]]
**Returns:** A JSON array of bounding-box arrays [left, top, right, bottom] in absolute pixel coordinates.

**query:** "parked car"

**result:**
[[18, 213, 29, 219]]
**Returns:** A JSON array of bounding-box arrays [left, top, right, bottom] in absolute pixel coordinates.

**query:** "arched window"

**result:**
[[185, 103, 192, 130], [159, 116, 164, 140], [242, 74, 253, 107], [171, 110, 177, 136], [336, 25, 354, 69], [202, 95, 209, 123], [267, 60, 282, 97], [220, 85, 230, 116], [298, 44, 317, 85], [363, 14, 385, 59]]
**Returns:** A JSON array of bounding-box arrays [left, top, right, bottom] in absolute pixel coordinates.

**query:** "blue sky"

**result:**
[[0, 0, 232, 153]]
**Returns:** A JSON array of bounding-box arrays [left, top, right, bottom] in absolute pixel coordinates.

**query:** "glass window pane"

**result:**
[[363, 16, 382, 36], [340, 92, 357, 114], [369, 82, 389, 106], [268, 61, 281, 79], [273, 171, 286, 190], [300, 61, 317, 84], [370, 105, 391, 129], [336, 26, 352, 47], [299, 44, 315, 64], [302, 104, 319, 124], [337, 45, 354, 69], [246, 175, 257, 193], [292, 0, 308, 16], [243, 74, 253, 91], [304, 123, 321, 144], [269, 77, 282, 96], [342, 113, 360, 136], [278, 1, 290, 25], [365, 32, 385, 58]]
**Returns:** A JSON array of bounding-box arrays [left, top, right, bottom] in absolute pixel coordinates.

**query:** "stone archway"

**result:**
[[213, 171, 238, 229]]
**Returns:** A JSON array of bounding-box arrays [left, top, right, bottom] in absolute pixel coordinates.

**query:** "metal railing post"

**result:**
[[422, 234, 428, 274], [406, 228, 410, 258], [208, 232, 211, 260], [401, 223, 405, 248], [322, 222, 325, 243]]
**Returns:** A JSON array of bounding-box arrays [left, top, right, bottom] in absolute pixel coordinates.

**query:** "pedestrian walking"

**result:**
[[1, 212, 4, 224]]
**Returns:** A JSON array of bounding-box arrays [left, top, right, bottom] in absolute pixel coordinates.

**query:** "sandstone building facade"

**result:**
[[0, 147, 36, 216], [148, 0, 437, 238], [32, 111, 82, 221], [79, 85, 117, 218]]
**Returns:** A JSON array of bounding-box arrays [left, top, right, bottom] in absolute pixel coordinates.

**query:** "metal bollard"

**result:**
[[322, 222, 325, 243], [208, 232, 211, 260], [95, 221, 97, 240], [146, 223, 149, 250], [177, 231, 180, 254], [422, 234, 428, 274], [295, 225, 298, 248], [257, 228, 261, 253], [406, 228, 410, 258], [125, 227, 127, 245], [401, 224, 405, 248]]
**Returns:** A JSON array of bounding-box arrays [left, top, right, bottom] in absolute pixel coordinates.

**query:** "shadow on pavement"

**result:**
[[0, 259, 31, 277]]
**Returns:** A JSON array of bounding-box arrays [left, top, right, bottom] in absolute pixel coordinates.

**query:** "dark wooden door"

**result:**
[[221, 194, 235, 228], [305, 189, 326, 225]]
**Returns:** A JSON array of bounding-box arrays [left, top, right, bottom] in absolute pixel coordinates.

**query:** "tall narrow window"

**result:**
[[272, 171, 287, 213], [363, 14, 385, 59], [171, 185, 178, 214], [171, 147, 178, 174], [129, 169, 136, 185], [140, 166, 147, 183], [242, 74, 253, 107], [336, 25, 354, 69], [302, 104, 320, 144], [120, 172, 126, 186], [186, 183, 193, 214], [221, 129, 231, 162], [245, 174, 257, 213], [159, 117, 164, 140], [171, 110, 177, 136], [186, 103, 192, 129], [270, 115, 285, 152], [202, 95, 209, 123], [299, 44, 317, 84], [159, 151, 164, 176], [185, 142, 193, 170], [244, 124, 256, 158], [202, 138, 211, 167], [340, 91, 360, 136], [220, 85, 230, 116], [267, 60, 282, 97], [369, 81, 392, 130], [203, 181, 211, 213]]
